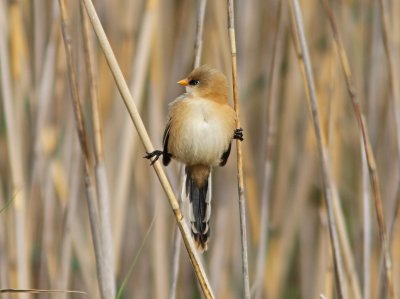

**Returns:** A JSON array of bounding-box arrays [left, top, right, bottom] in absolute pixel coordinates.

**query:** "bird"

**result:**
[[144, 65, 243, 252]]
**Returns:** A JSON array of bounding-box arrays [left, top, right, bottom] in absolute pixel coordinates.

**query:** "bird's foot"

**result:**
[[233, 128, 244, 141], [144, 150, 164, 165]]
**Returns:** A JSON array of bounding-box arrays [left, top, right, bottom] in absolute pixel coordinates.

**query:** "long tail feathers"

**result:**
[[185, 166, 212, 252]]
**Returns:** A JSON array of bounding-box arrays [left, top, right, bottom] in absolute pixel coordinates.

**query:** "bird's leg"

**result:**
[[233, 128, 244, 141], [144, 150, 165, 165]]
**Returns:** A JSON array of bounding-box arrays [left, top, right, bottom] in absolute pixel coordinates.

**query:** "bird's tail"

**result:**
[[185, 165, 212, 252]]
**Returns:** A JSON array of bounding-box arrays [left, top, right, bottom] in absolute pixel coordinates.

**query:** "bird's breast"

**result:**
[[168, 98, 236, 166]]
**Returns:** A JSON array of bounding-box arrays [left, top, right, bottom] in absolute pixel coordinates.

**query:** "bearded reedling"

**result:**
[[145, 65, 243, 252]]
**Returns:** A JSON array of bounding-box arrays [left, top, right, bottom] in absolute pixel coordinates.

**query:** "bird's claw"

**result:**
[[144, 150, 164, 165], [233, 128, 244, 141]]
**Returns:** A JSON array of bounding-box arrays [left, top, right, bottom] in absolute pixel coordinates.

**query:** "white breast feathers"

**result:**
[[169, 98, 236, 166]]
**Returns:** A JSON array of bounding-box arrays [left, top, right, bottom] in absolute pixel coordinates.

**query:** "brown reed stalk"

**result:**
[[227, 0, 251, 298], [168, 199, 183, 299], [58, 141, 81, 299], [331, 188, 362, 299], [193, 0, 207, 69], [314, 210, 330, 298], [288, 0, 347, 297], [28, 6, 60, 294], [58, 1, 115, 298], [29, 16, 59, 278], [8, 4, 31, 298], [32, 14, 59, 164], [38, 166, 55, 289], [62, 121, 100, 296], [33, 0, 45, 85], [378, 0, 400, 238], [378, 0, 400, 152], [149, 12, 169, 295], [320, 1, 394, 298], [80, 0, 215, 297], [265, 151, 315, 298], [0, 182, 9, 299], [377, 1, 399, 298], [386, 0, 400, 252], [71, 214, 100, 298], [80, 2, 116, 298], [361, 138, 371, 299], [0, 2, 29, 298], [253, 2, 285, 298], [168, 181, 183, 299]]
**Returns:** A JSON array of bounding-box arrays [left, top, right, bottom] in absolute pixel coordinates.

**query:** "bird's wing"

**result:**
[[162, 122, 172, 166], [219, 142, 232, 167]]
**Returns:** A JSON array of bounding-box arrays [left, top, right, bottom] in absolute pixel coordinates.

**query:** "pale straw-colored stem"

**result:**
[[227, 0, 251, 298], [193, 0, 207, 69], [80, 3, 116, 298], [80, 0, 215, 297], [58, 141, 81, 299], [0, 2, 29, 298], [253, 2, 286, 298], [361, 138, 371, 299], [377, 0, 400, 154], [376, 2, 399, 297], [288, 0, 347, 297], [168, 221, 182, 299], [58, 0, 114, 298]]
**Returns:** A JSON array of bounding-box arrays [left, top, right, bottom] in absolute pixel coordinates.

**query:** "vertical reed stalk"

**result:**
[[0, 180, 9, 299], [361, 139, 371, 299], [288, 0, 347, 297], [58, 141, 81, 299], [58, 1, 114, 298], [168, 212, 182, 299], [193, 0, 207, 69], [376, 1, 399, 297], [0, 2, 29, 298], [320, 1, 394, 298], [149, 4, 169, 295], [253, 2, 285, 298], [378, 0, 400, 153], [227, 0, 251, 298], [80, 2, 116, 297]]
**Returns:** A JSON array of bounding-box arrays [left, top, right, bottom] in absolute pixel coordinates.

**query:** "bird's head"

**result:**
[[178, 65, 229, 103]]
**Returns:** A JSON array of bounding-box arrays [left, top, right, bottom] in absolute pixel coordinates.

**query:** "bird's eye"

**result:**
[[189, 79, 199, 86]]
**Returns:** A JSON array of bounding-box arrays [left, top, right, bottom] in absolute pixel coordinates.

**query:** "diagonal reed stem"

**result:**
[[227, 0, 251, 298], [80, 0, 215, 297]]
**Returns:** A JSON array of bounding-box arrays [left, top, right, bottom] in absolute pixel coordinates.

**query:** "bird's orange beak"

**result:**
[[177, 78, 189, 86]]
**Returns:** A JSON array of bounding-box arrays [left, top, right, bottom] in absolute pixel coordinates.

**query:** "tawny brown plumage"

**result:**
[[145, 65, 243, 252]]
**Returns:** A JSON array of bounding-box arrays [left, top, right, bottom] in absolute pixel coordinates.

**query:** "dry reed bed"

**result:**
[[0, 0, 399, 298]]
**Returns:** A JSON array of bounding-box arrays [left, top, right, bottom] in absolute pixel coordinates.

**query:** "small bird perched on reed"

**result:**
[[145, 65, 243, 252]]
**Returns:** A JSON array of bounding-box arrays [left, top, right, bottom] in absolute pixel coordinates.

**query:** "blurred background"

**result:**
[[0, 0, 399, 298]]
